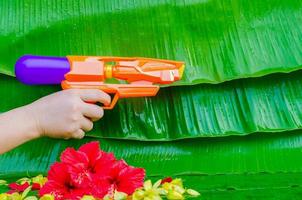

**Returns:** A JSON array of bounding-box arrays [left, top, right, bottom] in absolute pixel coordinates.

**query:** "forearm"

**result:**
[[0, 89, 109, 154], [0, 105, 40, 154]]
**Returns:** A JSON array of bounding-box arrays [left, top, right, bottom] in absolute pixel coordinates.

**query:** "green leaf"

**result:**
[[1, 130, 302, 177], [2, 70, 302, 139], [1, 0, 302, 84]]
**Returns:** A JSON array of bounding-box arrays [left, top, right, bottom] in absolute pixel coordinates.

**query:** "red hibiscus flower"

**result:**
[[40, 142, 146, 199], [60, 142, 116, 189], [39, 162, 88, 200], [100, 160, 145, 195]]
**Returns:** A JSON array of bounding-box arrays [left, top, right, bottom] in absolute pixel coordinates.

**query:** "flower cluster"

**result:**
[[132, 178, 200, 200], [39, 142, 145, 199], [0, 175, 53, 200], [0, 141, 200, 200]]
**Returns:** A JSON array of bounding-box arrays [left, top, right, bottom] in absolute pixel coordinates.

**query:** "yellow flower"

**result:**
[[132, 190, 145, 200], [114, 191, 128, 200], [39, 194, 54, 200], [162, 180, 185, 194], [162, 179, 184, 191], [132, 180, 163, 200], [0, 180, 7, 186], [8, 192, 22, 200], [161, 178, 186, 200], [103, 190, 128, 200], [0, 193, 10, 200], [32, 175, 48, 187], [23, 196, 38, 200], [80, 195, 96, 200], [16, 178, 31, 185], [166, 190, 183, 200], [170, 179, 183, 187], [102, 194, 111, 200], [161, 178, 200, 199], [186, 189, 200, 197]]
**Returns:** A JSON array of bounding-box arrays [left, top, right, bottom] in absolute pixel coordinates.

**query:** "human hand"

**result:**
[[26, 89, 111, 139]]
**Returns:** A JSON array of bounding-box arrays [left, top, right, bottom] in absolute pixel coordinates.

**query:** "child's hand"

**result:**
[[27, 89, 111, 139]]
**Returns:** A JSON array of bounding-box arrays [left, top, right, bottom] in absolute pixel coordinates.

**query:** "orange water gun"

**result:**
[[15, 55, 185, 109]]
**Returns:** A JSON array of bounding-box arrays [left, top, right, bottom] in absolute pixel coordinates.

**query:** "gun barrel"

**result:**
[[15, 55, 70, 85]]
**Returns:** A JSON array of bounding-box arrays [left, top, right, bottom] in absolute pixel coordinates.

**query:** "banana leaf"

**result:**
[[2, 70, 302, 140], [1, 130, 302, 198], [1, 0, 302, 85], [1, 1, 302, 199]]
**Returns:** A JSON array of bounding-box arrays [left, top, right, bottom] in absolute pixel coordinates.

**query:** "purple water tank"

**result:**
[[15, 55, 71, 85]]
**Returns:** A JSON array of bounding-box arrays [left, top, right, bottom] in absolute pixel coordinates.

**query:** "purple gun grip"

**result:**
[[15, 55, 70, 85]]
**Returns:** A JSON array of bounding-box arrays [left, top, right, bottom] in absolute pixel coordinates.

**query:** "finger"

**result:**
[[81, 104, 104, 121], [78, 89, 111, 105], [72, 129, 85, 139], [80, 116, 94, 132]]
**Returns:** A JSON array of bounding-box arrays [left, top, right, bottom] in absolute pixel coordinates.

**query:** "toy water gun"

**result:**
[[15, 55, 185, 109]]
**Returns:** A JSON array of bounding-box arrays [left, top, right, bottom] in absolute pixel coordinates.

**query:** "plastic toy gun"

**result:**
[[15, 55, 185, 109]]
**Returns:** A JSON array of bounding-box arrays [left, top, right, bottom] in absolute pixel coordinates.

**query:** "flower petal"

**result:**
[[60, 148, 89, 168], [110, 160, 145, 195], [186, 189, 200, 197], [68, 167, 93, 188], [161, 177, 173, 184], [91, 178, 111, 199], [47, 162, 70, 183], [8, 182, 30, 192], [94, 152, 116, 176], [78, 142, 101, 163], [78, 142, 116, 175], [31, 183, 41, 190], [39, 180, 66, 200]]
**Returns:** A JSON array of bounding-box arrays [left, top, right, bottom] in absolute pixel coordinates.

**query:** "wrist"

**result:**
[[21, 104, 43, 139]]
